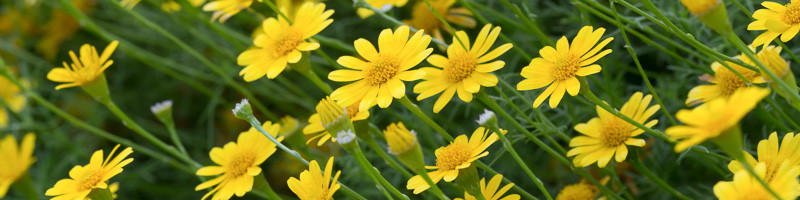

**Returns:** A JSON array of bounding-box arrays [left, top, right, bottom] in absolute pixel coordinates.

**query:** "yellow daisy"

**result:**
[[402, 0, 476, 43], [0, 133, 35, 198], [749, 0, 800, 47], [195, 121, 284, 200], [555, 179, 606, 200], [666, 87, 770, 152], [46, 40, 119, 90], [516, 26, 613, 108], [237, 2, 333, 81], [728, 132, 800, 183], [714, 162, 800, 200], [202, 0, 261, 22], [567, 92, 659, 167], [303, 99, 369, 146], [406, 127, 499, 194], [0, 76, 26, 127], [45, 144, 134, 200], [356, 0, 408, 18], [686, 48, 778, 105], [287, 157, 341, 200], [413, 24, 512, 113], [329, 26, 433, 111], [454, 174, 520, 200]]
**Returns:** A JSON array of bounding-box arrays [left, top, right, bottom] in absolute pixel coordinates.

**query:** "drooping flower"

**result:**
[[45, 144, 134, 200], [686, 48, 777, 105], [666, 87, 770, 152], [567, 92, 658, 167], [714, 162, 800, 200], [202, 0, 261, 22], [414, 24, 512, 113], [195, 122, 284, 200], [304, 99, 369, 146], [0, 133, 35, 198], [46, 40, 119, 90], [402, 0, 476, 43], [383, 122, 417, 155], [237, 2, 333, 81], [406, 127, 499, 194], [0, 76, 26, 128], [517, 26, 613, 108], [728, 132, 800, 183], [749, 1, 800, 47], [454, 174, 520, 200], [287, 157, 341, 200], [329, 26, 433, 111], [356, 0, 408, 18]]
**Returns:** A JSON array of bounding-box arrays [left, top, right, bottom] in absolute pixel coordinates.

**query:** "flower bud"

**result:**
[[680, 0, 731, 34], [150, 100, 174, 127], [315, 97, 355, 145], [383, 122, 425, 169], [232, 99, 253, 120]]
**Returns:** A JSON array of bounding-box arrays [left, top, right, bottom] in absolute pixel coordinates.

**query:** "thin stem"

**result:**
[[485, 125, 553, 200], [457, 0, 532, 60], [421, 0, 467, 50], [398, 96, 454, 141], [166, 123, 188, 155], [299, 69, 333, 94], [354, 0, 449, 47], [348, 144, 409, 200], [86, 188, 114, 200], [629, 150, 690, 200], [254, 174, 283, 200], [363, 136, 414, 178], [498, 0, 553, 46], [765, 97, 800, 130]]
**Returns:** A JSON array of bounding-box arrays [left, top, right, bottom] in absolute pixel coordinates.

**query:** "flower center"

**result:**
[[345, 102, 361, 119], [600, 121, 631, 148], [435, 142, 471, 170], [764, 162, 779, 183], [228, 152, 256, 177], [557, 184, 599, 200], [444, 53, 478, 83], [274, 31, 303, 57], [80, 170, 104, 191], [553, 53, 581, 81], [366, 55, 400, 85], [716, 69, 749, 97], [783, 3, 800, 24]]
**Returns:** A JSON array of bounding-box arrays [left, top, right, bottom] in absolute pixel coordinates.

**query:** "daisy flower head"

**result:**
[[728, 132, 800, 183], [46, 40, 118, 90], [454, 174, 520, 200], [45, 144, 133, 200], [686, 59, 764, 106], [402, 0, 476, 43], [555, 178, 607, 200], [383, 122, 417, 155], [714, 162, 800, 200], [517, 26, 613, 108], [195, 121, 283, 200], [202, 0, 261, 22], [355, 0, 408, 18], [304, 98, 369, 146], [287, 157, 341, 200], [329, 26, 433, 111], [413, 24, 512, 113], [0, 76, 26, 127], [406, 127, 500, 194], [666, 87, 770, 152], [567, 92, 659, 167], [749, 0, 800, 47], [237, 2, 333, 81], [0, 133, 35, 198]]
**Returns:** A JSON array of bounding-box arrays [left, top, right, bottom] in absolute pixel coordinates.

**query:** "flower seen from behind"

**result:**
[[46, 40, 118, 90], [287, 157, 341, 200], [45, 144, 133, 200], [0, 133, 35, 198]]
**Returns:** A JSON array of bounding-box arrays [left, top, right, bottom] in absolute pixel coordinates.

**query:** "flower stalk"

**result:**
[[254, 173, 283, 200], [86, 188, 114, 200]]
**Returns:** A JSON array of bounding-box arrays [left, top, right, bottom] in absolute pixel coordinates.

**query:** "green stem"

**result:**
[[410, 167, 450, 200], [346, 143, 408, 200], [299, 69, 333, 94], [629, 150, 690, 200], [87, 188, 114, 200], [254, 173, 283, 200], [398, 96, 454, 141], [485, 125, 553, 200], [421, 0, 467, 49], [765, 97, 800, 130], [363, 137, 414, 178], [497, 0, 553, 46], [457, 0, 532, 60], [10, 174, 37, 200], [166, 123, 188, 156], [354, 0, 448, 47]]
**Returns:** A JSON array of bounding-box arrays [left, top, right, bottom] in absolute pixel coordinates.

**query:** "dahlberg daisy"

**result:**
[[287, 157, 341, 200], [329, 26, 433, 111], [304, 99, 369, 146], [46, 40, 118, 90], [666, 87, 770, 152], [516, 26, 613, 108], [414, 24, 512, 113], [0, 133, 35, 198], [237, 2, 333, 81], [402, 0, 476, 43], [195, 121, 284, 200], [0, 76, 26, 127], [567, 92, 659, 167], [749, 0, 800, 47], [555, 178, 608, 200], [728, 132, 800, 183], [714, 162, 800, 200], [686, 49, 774, 105], [406, 127, 499, 194], [202, 0, 261, 22], [454, 174, 520, 200], [45, 144, 133, 200]]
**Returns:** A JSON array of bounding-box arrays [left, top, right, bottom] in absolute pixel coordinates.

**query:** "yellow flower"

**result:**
[[0, 76, 26, 127], [202, 0, 262, 22], [356, 0, 408, 18], [121, 0, 141, 9], [679, 0, 721, 15], [0, 133, 35, 198], [304, 99, 369, 146], [276, 0, 316, 19], [329, 26, 433, 111], [45, 144, 134, 200], [567, 92, 659, 167], [666, 87, 770, 152], [287, 157, 341, 200], [402, 0, 476, 43], [108, 182, 119, 199], [190, 0, 207, 6], [756, 45, 791, 81], [195, 121, 284, 200], [714, 162, 800, 200], [237, 2, 333, 81], [686, 49, 774, 105], [406, 127, 499, 194], [454, 174, 520, 200], [749, 1, 800, 47], [414, 24, 512, 113], [162, 0, 182, 12], [383, 122, 416, 154], [46, 41, 119, 90], [517, 26, 613, 108], [728, 132, 800, 183], [555, 179, 604, 200]]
